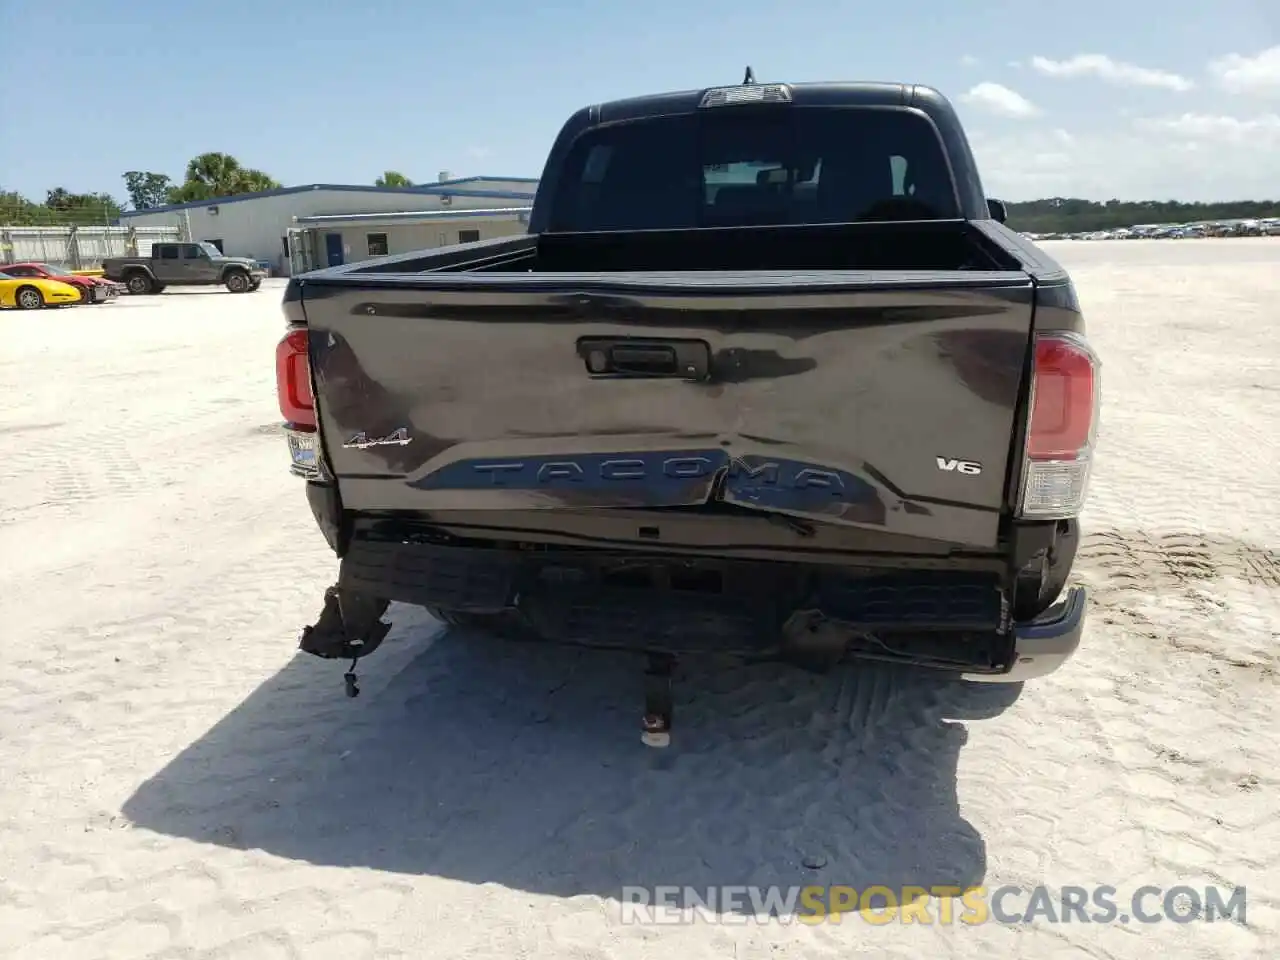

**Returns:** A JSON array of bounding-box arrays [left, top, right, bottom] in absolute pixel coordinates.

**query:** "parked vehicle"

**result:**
[[102, 242, 266, 295], [279, 74, 1101, 743], [0, 262, 120, 303], [0, 270, 83, 309]]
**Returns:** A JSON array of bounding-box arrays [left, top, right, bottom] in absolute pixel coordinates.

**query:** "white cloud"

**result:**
[[1030, 54, 1195, 92], [960, 54, 980, 67], [466, 146, 493, 160], [968, 119, 1280, 201], [1135, 112, 1280, 145], [960, 82, 1040, 118], [1208, 46, 1280, 96]]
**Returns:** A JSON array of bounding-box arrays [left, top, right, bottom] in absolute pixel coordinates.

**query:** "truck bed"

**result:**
[[345, 219, 1024, 276], [289, 219, 1049, 553]]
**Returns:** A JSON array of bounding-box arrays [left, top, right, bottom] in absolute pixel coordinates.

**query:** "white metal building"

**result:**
[[116, 174, 539, 275], [286, 207, 531, 274]]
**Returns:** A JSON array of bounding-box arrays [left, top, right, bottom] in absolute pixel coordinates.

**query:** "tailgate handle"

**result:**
[[611, 345, 677, 374], [578, 338, 711, 381]]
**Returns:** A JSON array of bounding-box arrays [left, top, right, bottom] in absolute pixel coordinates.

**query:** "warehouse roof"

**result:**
[[295, 207, 532, 228], [118, 177, 540, 217]]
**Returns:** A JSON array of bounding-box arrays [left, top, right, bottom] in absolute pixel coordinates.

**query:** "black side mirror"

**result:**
[[987, 198, 1008, 223]]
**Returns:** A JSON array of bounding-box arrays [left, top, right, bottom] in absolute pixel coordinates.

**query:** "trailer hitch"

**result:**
[[298, 586, 391, 697], [642, 654, 675, 747]]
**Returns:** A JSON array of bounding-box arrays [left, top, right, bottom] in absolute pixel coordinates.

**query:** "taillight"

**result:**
[[276, 328, 321, 479], [1018, 332, 1100, 519], [276, 328, 315, 429]]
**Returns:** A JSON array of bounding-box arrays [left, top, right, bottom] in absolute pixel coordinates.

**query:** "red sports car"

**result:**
[[1, 262, 122, 303]]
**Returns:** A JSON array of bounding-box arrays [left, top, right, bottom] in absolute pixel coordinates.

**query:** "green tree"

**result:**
[[166, 152, 281, 203], [1, 186, 119, 225], [0, 188, 40, 225], [29, 188, 122, 224], [376, 170, 414, 187], [122, 171, 175, 210]]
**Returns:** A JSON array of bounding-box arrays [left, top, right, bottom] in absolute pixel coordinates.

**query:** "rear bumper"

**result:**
[[331, 526, 1039, 675], [963, 586, 1086, 683]]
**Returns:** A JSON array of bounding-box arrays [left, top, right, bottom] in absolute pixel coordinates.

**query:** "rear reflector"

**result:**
[[1019, 332, 1100, 519], [276, 328, 315, 429]]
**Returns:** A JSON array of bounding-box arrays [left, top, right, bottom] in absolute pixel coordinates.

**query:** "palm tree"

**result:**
[[169, 152, 281, 202]]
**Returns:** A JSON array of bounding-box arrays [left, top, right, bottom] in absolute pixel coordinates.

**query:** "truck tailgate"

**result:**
[[299, 270, 1034, 549]]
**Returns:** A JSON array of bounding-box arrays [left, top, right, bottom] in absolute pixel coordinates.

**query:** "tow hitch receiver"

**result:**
[[642, 654, 675, 748], [298, 586, 392, 698]]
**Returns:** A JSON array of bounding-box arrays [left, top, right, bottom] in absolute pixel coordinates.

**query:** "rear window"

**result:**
[[548, 106, 959, 232]]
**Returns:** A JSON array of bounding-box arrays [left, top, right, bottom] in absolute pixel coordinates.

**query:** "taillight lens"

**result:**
[[1019, 332, 1100, 519], [276, 328, 315, 429]]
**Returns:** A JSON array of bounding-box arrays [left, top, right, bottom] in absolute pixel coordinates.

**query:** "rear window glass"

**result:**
[[548, 106, 959, 232]]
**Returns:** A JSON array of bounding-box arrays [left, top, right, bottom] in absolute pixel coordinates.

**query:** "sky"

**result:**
[[2, 0, 1278, 204]]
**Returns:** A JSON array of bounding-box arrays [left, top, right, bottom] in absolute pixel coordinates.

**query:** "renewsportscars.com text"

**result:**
[[618, 884, 1247, 926]]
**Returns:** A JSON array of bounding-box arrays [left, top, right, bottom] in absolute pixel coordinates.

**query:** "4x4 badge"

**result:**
[[343, 427, 411, 449]]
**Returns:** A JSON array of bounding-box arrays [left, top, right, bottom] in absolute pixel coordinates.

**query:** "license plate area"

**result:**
[[285, 427, 321, 479]]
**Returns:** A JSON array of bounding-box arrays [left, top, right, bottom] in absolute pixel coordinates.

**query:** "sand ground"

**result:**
[[1, 239, 1277, 959]]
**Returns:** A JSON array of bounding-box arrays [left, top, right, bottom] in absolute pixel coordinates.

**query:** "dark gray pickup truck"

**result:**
[[278, 74, 1101, 742], [103, 241, 266, 295]]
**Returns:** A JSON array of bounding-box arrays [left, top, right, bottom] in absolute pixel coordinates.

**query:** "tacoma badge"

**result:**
[[344, 427, 411, 449]]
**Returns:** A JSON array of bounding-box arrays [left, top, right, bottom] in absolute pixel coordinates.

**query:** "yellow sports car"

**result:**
[[0, 270, 83, 309]]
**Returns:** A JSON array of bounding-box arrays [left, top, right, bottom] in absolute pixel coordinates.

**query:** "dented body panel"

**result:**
[[302, 273, 1035, 549]]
